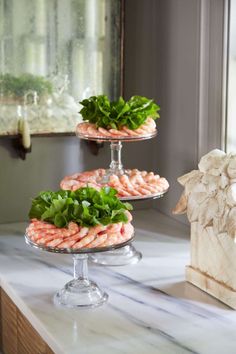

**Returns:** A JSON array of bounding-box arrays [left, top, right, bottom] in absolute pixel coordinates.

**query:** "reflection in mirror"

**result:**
[[0, 0, 121, 135]]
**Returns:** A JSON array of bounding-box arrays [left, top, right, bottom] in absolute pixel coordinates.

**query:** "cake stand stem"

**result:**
[[54, 253, 108, 308], [73, 254, 88, 282], [109, 141, 125, 175]]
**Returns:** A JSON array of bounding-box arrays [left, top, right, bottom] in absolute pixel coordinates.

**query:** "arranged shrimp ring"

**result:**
[[60, 169, 169, 198], [26, 214, 134, 250], [76, 117, 157, 139]]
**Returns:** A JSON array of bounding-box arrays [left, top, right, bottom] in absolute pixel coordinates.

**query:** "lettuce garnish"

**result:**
[[29, 187, 133, 228], [79, 95, 160, 130]]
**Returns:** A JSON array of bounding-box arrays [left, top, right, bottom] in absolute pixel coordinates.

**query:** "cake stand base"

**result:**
[[90, 244, 142, 266], [54, 278, 108, 308]]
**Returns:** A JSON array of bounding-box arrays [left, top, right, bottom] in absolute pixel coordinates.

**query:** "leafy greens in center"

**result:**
[[79, 95, 160, 130], [29, 187, 133, 228]]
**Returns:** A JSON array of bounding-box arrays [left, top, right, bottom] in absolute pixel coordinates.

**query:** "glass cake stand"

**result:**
[[76, 126, 157, 184], [76, 125, 167, 266], [25, 233, 133, 308]]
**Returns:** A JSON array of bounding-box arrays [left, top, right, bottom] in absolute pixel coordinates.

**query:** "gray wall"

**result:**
[[124, 0, 226, 221]]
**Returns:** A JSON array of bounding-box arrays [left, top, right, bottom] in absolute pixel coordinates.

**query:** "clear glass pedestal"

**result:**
[[25, 234, 133, 308]]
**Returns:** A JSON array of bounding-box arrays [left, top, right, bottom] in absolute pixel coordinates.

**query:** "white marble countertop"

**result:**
[[1, 210, 236, 354]]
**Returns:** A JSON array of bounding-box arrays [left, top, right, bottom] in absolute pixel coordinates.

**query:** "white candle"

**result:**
[[85, 0, 97, 38], [71, 39, 84, 100], [0, 0, 4, 39], [35, 39, 47, 76], [35, 0, 47, 37], [24, 38, 36, 74], [24, 37, 47, 76]]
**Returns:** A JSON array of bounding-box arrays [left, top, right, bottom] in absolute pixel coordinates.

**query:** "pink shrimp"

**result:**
[[74, 227, 89, 239], [156, 178, 169, 189], [87, 126, 100, 137], [29, 228, 59, 241], [121, 223, 134, 240], [77, 122, 90, 134], [133, 127, 148, 135], [109, 175, 121, 188], [98, 127, 111, 137], [109, 129, 128, 137], [37, 235, 59, 245], [72, 234, 96, 249], [68, 222, 80, 233], [130, 174, 145, 185], [134, 184, 157, 195], [107, 222, 122, 233], [60, 179, 79, 190], [119, 175, 143, 196], [86, 234, 108, 248], [146, 117, 156, 129], [125, 211, 133, 222], [116, 187, 131, 197], [57, 239, 78, 248], [140, 170, 148, 177], [87, 224, 107, 237], [29, 221, 56, 230], [77, 170, 97, 182], [46, 238, 64, 247], [71, 182, 86, 191], [122, 126, 140, 136], [100, 233, 118, 247], [129, 169, 140, 176]]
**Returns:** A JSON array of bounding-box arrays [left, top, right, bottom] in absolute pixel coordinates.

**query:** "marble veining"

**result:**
[[0, 211, 236, 353]]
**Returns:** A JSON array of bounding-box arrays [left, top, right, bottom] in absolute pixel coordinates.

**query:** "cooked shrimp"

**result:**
[[122, 126, 140, 136], [101, 233, 118, 247], [60, 179, 79, 189], [109, 174, 121, 187], [46, 238, 64, 247], [68, 222, 80, 233], [37, 235, 58, 245], [109, 129, 128, 137], [77, 170, 97, 182], [87, 224, 107, 237], [77, 122, 90, 134], [86, 234, 108, 248], [121, 223, 134, 240], [29, 222, 56, 231], [98, 127, 111, 137], [71, 182, 85, 191], [140, 170, 148, 177], [125, 211, 133, 222], [107, 222, 122, 233], [156, 177, 169, 189], [57, 239, 78, 248], [146, 117, 156, 129], [115, 187, 131, 197], [76, 227, 89, 239], [72, 234, 96, 249], [87, 126, 100, 137], [120, 175, 133, 189], [133, 127, 148, 135]]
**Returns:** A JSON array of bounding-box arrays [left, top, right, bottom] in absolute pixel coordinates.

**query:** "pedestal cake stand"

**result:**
[[76, 126, 168, 266], [25, 233, 133, 308]]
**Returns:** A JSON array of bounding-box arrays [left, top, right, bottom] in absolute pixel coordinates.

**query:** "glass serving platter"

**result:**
[[25, 233, 133, 308], [119, 188, 169, 201], [76, 126, 157, 142]]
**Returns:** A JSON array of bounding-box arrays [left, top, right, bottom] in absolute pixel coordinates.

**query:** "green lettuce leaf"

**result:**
[[29, 187, 133, 228], [79, 95, 160, 130]]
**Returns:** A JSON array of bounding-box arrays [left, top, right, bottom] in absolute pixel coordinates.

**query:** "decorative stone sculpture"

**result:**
[[173, 149, 236, 309]]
